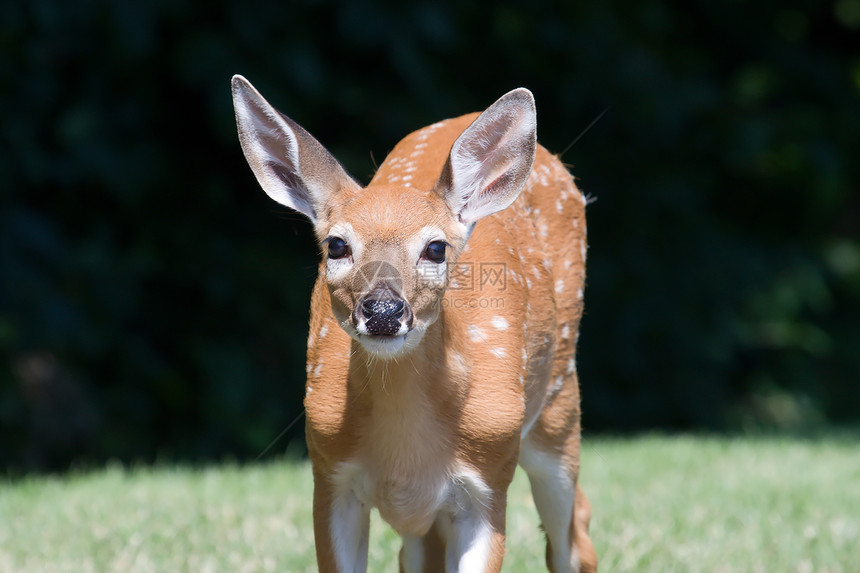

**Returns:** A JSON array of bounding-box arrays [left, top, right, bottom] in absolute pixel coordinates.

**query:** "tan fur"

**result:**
[[233, 78, 595, 572], [304, 117, 594, 572]]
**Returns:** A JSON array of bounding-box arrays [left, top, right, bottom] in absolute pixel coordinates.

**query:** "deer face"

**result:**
[[232, 76, 536, 359], [318, 185, 469, 357]]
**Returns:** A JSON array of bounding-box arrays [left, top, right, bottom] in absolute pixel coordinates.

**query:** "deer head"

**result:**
[[232, 76, 536, 358]]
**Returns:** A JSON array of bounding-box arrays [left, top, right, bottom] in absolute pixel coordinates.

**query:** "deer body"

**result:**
[[232, 77, 596, 573]]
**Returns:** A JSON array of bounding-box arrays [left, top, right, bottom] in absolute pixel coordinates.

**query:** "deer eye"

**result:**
[[327, 237, 350, 259], [423, 241, 447, 263]]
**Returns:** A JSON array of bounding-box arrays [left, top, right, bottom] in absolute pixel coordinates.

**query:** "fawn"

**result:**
[[231, 76, 596, 573]]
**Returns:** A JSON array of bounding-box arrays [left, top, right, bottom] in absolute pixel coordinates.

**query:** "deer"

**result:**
[[231, 75, 597, 573]]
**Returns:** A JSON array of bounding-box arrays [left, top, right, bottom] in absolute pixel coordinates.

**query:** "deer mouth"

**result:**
[[354, 312, 411, 357], [356, 332, 409, 357]]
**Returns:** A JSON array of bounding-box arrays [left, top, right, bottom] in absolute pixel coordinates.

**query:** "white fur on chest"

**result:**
[[332, 460, 491, 537]]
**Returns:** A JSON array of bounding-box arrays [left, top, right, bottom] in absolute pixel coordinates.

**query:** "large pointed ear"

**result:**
[[436, 88, 537, 227], [231, 75, 360, 224]]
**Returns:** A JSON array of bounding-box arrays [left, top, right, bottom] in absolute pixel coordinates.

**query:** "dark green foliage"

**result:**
[[1, 0, 858, 470]]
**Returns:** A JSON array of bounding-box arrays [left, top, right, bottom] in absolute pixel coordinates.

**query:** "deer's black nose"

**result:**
[[362, 298, 404, 320], [360, 298, 405, 336]]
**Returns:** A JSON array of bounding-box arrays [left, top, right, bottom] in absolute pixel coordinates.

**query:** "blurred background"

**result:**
[[1, 0, 858, 472]]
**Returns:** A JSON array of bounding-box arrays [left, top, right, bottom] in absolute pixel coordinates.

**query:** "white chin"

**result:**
[[358, 334, 407, 358], [357, 329, 425, 358]]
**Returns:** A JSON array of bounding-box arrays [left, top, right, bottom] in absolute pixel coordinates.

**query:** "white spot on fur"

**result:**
[[490, 347, 507, 359], [564, 259, 574, 270], [319, 324, 329, 339], [580, 239, 587, 262], [556, 199, 563, 213], [561, 324, 570, 340], [313, 362, 323, 377], [449, 352, 468, 374], [555, 280, 564, 294], [577, 288, 584, 300], [490, 316, 509, 331], [468, 324, 485, 342], [567, 358, 576, 375]]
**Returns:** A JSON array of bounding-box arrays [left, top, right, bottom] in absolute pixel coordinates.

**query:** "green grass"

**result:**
[[1, 435, 858, 572]]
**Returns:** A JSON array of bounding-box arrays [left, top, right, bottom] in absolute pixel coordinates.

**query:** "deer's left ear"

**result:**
[[436, 88, 537, 227]]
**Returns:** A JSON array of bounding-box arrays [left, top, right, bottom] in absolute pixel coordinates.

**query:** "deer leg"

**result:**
[[312, 466, 371, 573], [399, 523, 445, 573], [520, 346, 597, 572], [520, 436, 577, 572], [572, 484, 597, 573]]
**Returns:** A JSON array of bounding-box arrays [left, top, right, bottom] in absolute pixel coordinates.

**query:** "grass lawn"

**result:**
[[1, 435, 858, 572]]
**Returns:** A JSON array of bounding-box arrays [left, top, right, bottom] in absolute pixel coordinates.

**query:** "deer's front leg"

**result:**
[[312, 466, 371, 573], [436, 470, 509, 573], [444, 508, 506, 573]]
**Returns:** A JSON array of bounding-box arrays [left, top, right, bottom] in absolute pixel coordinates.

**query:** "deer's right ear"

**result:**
[[231, 75, 359, 224], [436, 88, 537, 229]]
